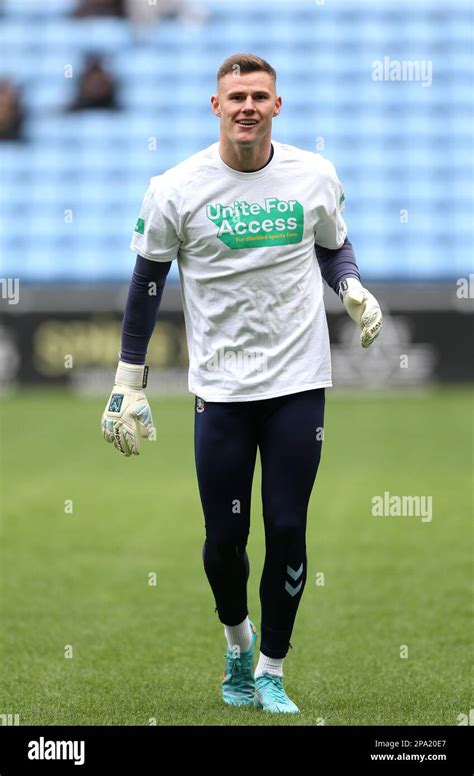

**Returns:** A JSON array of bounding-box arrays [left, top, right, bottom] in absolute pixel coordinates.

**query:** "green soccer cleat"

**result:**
[[254, 673, 300, 713], [221, 620, 258, 707]]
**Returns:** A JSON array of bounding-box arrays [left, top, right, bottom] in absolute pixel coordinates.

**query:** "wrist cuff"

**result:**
[[115, 360, 149, 389], [338, 276, 363, 301]]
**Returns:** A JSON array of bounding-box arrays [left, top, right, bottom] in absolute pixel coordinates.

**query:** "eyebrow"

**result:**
[[226, 90, 271, 97]]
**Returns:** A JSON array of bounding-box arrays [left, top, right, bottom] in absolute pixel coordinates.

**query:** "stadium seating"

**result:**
[[0, 0, 471, 280]]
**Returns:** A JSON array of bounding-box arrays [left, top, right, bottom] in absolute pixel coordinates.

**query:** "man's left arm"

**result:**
[[315, 238, 383, 349], [314, 160, 383, 348]]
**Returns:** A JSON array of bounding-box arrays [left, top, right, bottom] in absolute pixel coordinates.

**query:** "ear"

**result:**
[[273, 95, 282, 117], [211, 95, 221, 117]]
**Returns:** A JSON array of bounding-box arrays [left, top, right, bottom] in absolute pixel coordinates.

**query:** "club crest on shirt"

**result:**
[[196, 397, 205, 413]]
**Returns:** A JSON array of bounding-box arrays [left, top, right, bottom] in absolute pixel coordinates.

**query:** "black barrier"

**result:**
[[0, 309, 472, 389], [0, 725, 472, 772]]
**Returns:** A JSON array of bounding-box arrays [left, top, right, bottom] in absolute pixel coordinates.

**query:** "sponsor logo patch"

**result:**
[[134, 218, 145, 234], [196, 397, 205, 413], [108, 393, 124, 413], [206, 198, 304, 249]]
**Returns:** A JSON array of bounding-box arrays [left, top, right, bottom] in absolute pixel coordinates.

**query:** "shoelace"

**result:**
[[224, 653, 254, 689], [225, 647, 253, 670], [229, 657, 242, 675], [258, 674, 288, 703]]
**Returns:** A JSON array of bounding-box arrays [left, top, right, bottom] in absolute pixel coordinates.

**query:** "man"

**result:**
[[102, 54, 382, 714]]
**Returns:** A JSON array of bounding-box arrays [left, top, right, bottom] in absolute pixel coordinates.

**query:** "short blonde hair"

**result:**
[[217, 54, 277, 84]]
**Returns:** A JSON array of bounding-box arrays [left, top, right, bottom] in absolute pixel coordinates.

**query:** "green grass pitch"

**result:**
[[0, 387, 471, 726]]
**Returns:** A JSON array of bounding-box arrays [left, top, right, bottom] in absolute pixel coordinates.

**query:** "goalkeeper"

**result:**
[[102, 53, 382, 714]]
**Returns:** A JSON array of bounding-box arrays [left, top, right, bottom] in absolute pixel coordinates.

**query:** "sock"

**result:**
[[224, 616, 252, 654], [254, 651, 284, 678]]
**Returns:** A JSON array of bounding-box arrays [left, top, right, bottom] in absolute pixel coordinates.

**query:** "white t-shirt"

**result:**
[[130, 140, 347, 402]]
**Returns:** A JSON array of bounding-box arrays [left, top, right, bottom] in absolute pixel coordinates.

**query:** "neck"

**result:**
[[219, 134, 273, 172]]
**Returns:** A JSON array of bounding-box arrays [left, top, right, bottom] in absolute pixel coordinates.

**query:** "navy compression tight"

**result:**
[[194, 387, 325, 659]]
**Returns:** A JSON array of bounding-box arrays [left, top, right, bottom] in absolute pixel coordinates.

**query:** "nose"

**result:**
[[242, 96, 256, 112]]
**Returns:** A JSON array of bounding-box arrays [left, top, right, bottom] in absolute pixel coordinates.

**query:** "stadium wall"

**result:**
[[1, 281, 472, 393]]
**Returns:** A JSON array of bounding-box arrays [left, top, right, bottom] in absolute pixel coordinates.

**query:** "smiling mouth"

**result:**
[[236, 120, 258, 126]]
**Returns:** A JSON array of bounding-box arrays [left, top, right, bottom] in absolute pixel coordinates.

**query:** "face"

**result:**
[[211, 71, 281, 147]]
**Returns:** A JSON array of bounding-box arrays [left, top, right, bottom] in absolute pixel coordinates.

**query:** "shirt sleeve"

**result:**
[[315, 237, 361, 296], [314, 161, 348, 250], [130, 178, 181, 262], [120, 255, 172, 365]]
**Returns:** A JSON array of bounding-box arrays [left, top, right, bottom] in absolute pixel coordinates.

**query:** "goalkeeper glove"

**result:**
[[339, 277, 383, 348], [101, 360, 156, 456]]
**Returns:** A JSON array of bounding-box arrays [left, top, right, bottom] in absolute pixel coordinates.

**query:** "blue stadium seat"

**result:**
[[26, 115, 84, 144], [0, 20, 36, 48], [3, 0, 76, 16], [23, 80, 72, 114], [0, 0, 471, 281], [62, 17, 131, 50]]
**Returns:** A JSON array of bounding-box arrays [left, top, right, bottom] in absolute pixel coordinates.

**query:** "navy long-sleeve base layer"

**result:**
[[194, 387, 325, 660]]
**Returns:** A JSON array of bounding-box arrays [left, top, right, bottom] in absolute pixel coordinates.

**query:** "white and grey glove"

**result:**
[[101, 361, 156, 456], [339, 277, 383, 348]]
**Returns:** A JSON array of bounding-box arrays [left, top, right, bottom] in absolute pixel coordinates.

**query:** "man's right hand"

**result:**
[[101, 361, 156, 456]]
